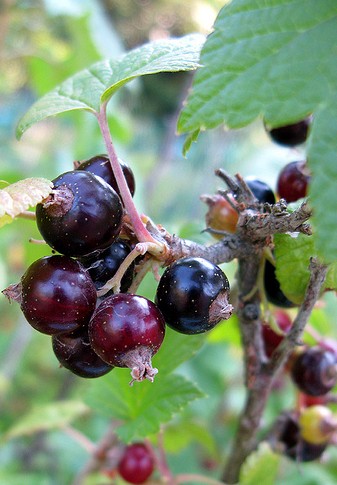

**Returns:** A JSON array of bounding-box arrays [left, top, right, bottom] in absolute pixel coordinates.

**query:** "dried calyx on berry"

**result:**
[[155, 257, 233, 335]]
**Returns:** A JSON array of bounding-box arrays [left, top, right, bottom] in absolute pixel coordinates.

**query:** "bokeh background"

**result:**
[[1, 1, 335, 484]]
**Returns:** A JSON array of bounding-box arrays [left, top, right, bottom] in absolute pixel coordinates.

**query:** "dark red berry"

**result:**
[[3, 256, 97, 335], [264, 260, 297, 308], [36, 170, 123, 257], [266, 118, 311, 146], [276, 161, 310, 203], [290, 346, 337, 396], [80, 239, 134, 294], [262, 310, 292, 357], [279, 412, 326, 462], [89, 294, 165, 383], [52, 327, 113, 378], [155, 257, 233, 335], [76, 154, 136, 199], [117, 443, 154, 484], [246, 177, 276, 204]]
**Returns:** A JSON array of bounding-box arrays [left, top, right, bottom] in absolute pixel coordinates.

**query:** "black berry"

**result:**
[[76, 154, 136, 199], [155, 257, 233, 335], [266, 118, 311, 146], [80, 239, 134, 294], [3, 255, 97, 335], [264, 259, 297, 308], [52, 327, 114, 378], [246, 177, 276, 204], [276, 161, 310, 203], [117, 443, 154, 484], [290, 346, 337, 396], [36, 170, 123, 257], [89, 293, 165, 383]]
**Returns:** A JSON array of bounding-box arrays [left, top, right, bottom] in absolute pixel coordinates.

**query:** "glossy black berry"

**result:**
[[52, 327, 113, 378], [279, 413, 326, 462], [155, 257, 233, 335], [36, 170, 123, 257], [266, 118, 311, 146], [89, 293, 165, 383], [117, 443, 154, 484], [246, 177, 276, 204], [264, 260, 297, 308], [76, 154, 136, 199], [276, 161, 310, 203], [3, 255, 97, 335], [80, 239, 134, 294], [290, 346, 337, 396]]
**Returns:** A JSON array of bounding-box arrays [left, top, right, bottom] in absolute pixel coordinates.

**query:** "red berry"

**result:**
[[52, 327, 114, 378], [117, 443, 154, 484], [76, 154, 136, 199], [201, 194, 238, 236], [262, 310, 292, 357], [276, 161, 310, 203], [36, 170, 123, 257], [266, 118, 311, 146], [89, 294, 165, 383], [3, 256, 97, 335], [155, 257, 233, 335]]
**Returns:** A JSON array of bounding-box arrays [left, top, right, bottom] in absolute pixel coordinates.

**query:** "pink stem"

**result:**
[[96, 103, 157, 244]]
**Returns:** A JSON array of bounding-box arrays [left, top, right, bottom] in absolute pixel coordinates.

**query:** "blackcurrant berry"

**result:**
[[155, 257, 233, 335], [262, 310, 292, 358], [279, 412, 326, 462], [117, 443, 154, 484], [76, 154, 136, 199], [290, 346, 337, 396], [52, 327, 114, 378], [80, 239, 134, 294], [201, 194, 238, 236], [36, 170, 123, 257], [266, 118, 311, 146], [245, 177, 276, 204], [276, 161, 310, 203], [264, 260, 297, 308], [299, 405, 337, 445], [3, 255, 97, 335], [89, 293, 165, 383]]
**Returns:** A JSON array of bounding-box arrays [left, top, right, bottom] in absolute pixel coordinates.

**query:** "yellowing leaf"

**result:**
[[0, 177, 52, 227]]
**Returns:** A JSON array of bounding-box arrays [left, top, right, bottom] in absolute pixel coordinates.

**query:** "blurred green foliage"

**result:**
[[1, 1, 337, 484]]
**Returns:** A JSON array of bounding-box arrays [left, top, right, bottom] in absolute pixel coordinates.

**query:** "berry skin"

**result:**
[[52, 327, 114, 378], [155, 257, 233, 335], [291, 346, 337, 396], [76, 154, 136, 199], [246, 177, 276, 204], [264, 260, 296, 308], [89, 293, 165, 383], [299, 405, 337, 445], [3, 256, 97, 335], [80, 239, 134, 294], [117, 443, 154, 484], [262, 310, 292, 357], [36, 170, 123, 257], [276, 161, 310, 203], [266, 118, 311, 146], [201, 194, 238, 236]]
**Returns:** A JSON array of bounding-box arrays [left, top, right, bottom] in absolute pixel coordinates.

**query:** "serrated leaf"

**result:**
[[3, 400, 89, 441], [0, 177, 52, 227], [240, 442, 280, 485], [17, 34, 204, 139], [182, 128, 200, 157], [85, 369, 204, 443], [274, 233, 337, 304]]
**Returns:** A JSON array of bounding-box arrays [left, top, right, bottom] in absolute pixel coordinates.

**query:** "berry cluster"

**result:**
[[3, 154, 233, 384]]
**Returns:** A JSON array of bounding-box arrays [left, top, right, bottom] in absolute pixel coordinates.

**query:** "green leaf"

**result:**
[[163, 420, 218, 455], [274, 233, 337, 304], [240, 442, 280, 485], [3, 400, 89, 441], [85, 369, 204, 443], [177, 0, 337, 262], [17, 34, 204, 139]]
